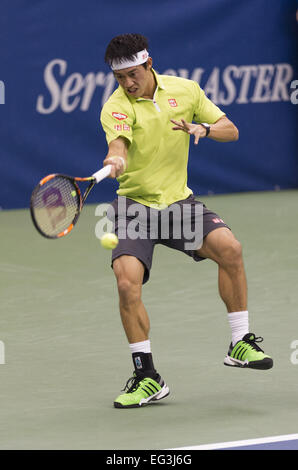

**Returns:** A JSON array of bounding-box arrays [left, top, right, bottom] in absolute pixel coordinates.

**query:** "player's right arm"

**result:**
[[100, 96, 133, 179], [103, 137, 129, 178]]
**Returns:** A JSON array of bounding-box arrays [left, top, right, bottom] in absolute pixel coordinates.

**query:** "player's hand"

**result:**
[[103, 156, 126, 178], [171, 119, 206, 145]]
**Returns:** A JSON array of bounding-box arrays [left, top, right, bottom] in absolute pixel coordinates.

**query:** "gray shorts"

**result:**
[[109, 195, 230, 284]]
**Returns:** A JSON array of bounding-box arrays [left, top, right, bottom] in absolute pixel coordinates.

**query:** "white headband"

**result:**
[[111, 49, 149, 71]]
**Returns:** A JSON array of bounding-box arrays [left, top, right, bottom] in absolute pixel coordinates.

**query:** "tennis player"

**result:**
[[100, 34, 273, 409]]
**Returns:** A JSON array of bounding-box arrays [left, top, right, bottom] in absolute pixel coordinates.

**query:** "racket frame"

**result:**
[[30, 165, 111, 239]]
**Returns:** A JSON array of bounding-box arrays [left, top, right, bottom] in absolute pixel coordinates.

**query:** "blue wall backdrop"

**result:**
[[0, 0, 297, 209]]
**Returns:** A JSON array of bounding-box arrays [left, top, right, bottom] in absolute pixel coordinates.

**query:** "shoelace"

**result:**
[[121, 375, 143, 393], [245, 335, 264, 353]]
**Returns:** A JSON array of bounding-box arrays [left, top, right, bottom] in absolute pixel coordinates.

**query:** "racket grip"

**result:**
[[92, 165, 112, 183]]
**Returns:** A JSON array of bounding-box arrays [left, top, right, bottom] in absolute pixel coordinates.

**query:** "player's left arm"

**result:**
[[206, 116, 239, 142], [171, 116, 239, 145]]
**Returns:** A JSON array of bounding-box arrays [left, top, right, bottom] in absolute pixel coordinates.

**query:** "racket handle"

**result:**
[[92, 165, 112, 183]]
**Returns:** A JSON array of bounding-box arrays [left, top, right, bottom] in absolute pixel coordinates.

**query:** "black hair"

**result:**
[[104, 33, 149, 67]]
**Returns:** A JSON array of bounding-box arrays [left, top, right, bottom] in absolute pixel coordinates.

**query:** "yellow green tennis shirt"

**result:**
[[100, 69, 225, 208]]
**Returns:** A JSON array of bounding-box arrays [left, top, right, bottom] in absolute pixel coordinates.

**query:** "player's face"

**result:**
[[113, 59, 155, 99]]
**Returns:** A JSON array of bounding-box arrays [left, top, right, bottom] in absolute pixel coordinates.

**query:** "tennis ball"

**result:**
[[100, 233, 119, 250]]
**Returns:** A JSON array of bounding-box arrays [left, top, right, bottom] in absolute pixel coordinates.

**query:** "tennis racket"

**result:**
[[30, 165, 112, 239]]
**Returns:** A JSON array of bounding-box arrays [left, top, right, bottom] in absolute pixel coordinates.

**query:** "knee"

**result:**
[[220, 239, 243, 269], [116, 277, 142, 307]]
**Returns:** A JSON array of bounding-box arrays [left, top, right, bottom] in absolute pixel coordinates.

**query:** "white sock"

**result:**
[[228, 311, 249, 346], [129, 340, 151, 354]]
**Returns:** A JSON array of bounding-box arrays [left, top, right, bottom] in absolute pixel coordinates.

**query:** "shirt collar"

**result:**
[[152, 68, 165, 90], [135, 69, 165, 102]]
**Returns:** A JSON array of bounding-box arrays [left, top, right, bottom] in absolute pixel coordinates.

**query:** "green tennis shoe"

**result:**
[[224, 333, 273, 369], [114, 373, 170, 408]]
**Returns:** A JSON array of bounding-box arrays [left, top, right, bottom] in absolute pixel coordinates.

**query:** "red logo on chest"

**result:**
[[168, 98, 178, 107]]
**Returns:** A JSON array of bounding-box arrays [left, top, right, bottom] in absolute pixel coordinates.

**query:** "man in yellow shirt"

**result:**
[[101, 33, 273, 409]]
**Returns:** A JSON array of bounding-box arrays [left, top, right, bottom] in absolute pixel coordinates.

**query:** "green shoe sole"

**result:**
[[114, 384, 170, 409]]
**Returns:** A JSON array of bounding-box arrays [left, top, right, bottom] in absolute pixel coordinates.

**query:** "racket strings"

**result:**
[[31, 176, 80, 237]]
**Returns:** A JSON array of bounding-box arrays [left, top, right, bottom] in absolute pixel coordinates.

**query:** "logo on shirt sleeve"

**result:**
[[168, 98, 178, 107], [112, 112, 128, 121], [113, 124, 131, 131]]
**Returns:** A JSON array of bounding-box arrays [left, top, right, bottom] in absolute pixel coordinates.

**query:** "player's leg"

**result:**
[[113, 255, 150, 343], [196, 227, 273, 369], [112, 255, 170, 408], [196, 227, 247, 313]]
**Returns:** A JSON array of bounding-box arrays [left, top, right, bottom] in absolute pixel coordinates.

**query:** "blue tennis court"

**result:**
[[171, 433, 298, 450]]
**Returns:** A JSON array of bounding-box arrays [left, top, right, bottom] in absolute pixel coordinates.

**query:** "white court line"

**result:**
[[169, 433, 298, 450]]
